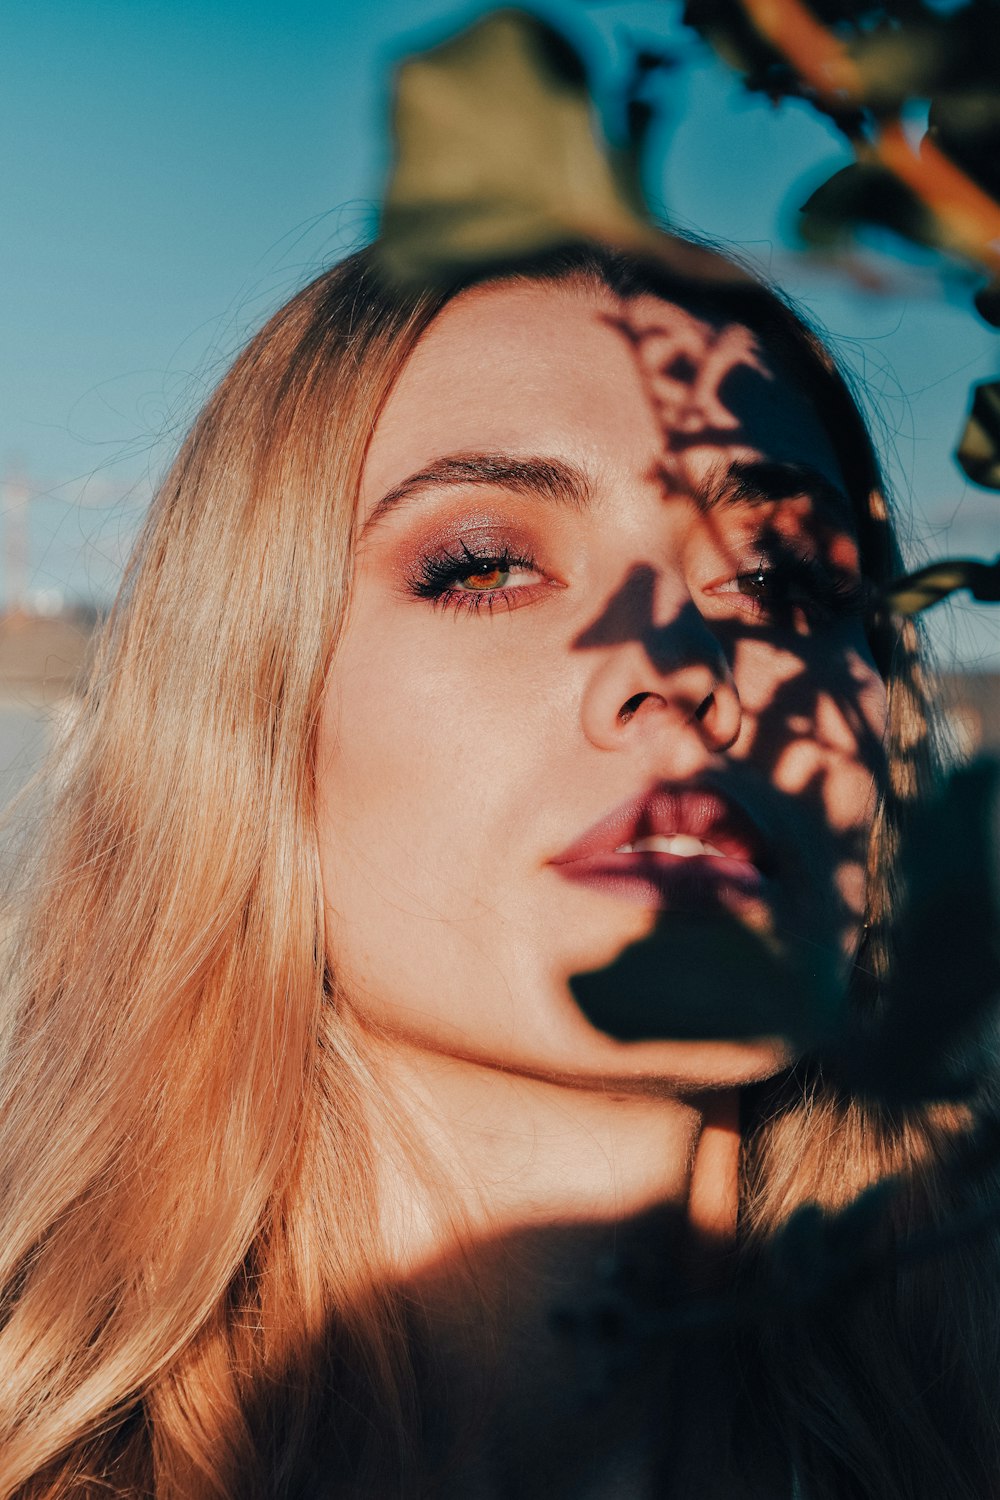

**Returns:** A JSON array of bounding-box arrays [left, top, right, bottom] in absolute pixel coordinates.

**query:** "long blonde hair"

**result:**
[[1, 244, 996, 1498]]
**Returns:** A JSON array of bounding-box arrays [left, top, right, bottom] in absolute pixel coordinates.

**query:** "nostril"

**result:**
[[692, 691, 714, 723], [618, 692, 652, 724]]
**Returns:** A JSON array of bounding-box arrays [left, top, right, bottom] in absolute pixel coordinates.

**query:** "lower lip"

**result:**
[[552, 852, 768, 909]]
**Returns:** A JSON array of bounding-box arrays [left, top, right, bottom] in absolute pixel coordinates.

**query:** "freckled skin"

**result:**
[[315, 281, 888, 1092]]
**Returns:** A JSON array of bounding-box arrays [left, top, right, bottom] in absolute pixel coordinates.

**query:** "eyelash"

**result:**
[[407, 540, 867, 627], [728, 551, 867, 627], [408, 542, 541, 614]]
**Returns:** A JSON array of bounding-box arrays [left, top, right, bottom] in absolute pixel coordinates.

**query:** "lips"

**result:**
[[550, 785, 773, 909]]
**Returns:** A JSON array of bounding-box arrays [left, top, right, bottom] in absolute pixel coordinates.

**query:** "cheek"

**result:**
[[313, 604, 564, 947], [311, 605, 606, 1067], [737, 639, 887, 950], [316, 619, 476, 900], [314, 617, 504, 1032], [736, 635, 887, 802]]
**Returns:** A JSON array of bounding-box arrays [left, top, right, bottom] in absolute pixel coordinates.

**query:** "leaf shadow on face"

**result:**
[[563, 312, 879, 1047], [558, 305, 1000, 1386], [193, 306, 1000, 1500], [567, 302, 999, 1094], [339, 297, 1000, 1500]]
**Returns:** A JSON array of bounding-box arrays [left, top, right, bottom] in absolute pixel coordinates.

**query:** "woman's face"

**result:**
[[316, 279, 888, 1088]]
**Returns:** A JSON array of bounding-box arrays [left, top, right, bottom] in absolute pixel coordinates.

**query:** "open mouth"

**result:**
[[550, 786, 773, 909]]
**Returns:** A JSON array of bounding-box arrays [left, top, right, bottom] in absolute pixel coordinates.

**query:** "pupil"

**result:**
[[739, 567, 767, 598]]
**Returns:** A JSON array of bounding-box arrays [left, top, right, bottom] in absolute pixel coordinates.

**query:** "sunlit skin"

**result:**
[[314, 281, 889, 1417]]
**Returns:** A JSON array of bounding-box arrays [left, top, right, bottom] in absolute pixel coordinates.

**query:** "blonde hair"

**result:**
[[1, 245, 997, 1498]]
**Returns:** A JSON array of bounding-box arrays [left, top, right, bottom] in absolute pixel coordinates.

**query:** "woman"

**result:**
[[0, 241, 996, 1499]]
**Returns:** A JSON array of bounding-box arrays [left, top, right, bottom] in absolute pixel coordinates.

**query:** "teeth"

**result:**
[[614, 834, 727, 858]]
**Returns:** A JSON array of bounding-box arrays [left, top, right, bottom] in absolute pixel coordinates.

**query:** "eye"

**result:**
[[712, 551, 867, 630], [408, 542, 545, 613], [455, 561, 531, 593]]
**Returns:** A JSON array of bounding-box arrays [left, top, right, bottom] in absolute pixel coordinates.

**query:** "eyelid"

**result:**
[[404, 533, 560, 615], [374, 494, 569, 560], [700, 492, 861, 553], [702, 518, 862, 579]]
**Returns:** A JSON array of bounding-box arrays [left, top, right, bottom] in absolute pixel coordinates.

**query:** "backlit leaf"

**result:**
[[957, 380, 1000, 489], [378, 9, 662, 287], [883, 555, 1000, 615], [849, 22, 952, 115]]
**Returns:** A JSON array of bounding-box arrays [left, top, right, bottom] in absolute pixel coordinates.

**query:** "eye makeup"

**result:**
[[700, 491, 868, 633], [391, 487, 868, 634], [408, 539, 546, 614], [385, 499, 563, 615], [717, 546, 868, 630]]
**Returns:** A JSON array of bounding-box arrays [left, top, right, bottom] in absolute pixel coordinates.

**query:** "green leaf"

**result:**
[[849, 22, 953, 115], [682, 0, 786, 92], [957, 379, 1000, 489], [377, 9, 662, 287], [883, 555, 1000, 615]]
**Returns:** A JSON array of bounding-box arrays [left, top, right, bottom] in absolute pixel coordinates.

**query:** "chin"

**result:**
[[525, 992, 796, 1094]]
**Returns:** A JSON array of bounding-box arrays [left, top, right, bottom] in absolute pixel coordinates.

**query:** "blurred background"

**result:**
[[2, 0, 998, 807]]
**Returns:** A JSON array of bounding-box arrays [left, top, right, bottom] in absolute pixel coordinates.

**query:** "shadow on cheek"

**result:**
[[569, 905, 845, 1054]]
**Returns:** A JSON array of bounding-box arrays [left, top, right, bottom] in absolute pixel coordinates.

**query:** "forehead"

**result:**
[[359, 279, 846, 517]]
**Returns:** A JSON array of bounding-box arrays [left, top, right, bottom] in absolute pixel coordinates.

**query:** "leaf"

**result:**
[[974, 281, 1000, 328], [849, 21, 954, 115], [682, 0, 785, 91], [883, 555, 1000, 615], [798, 161, 939, 251], [377, 9, 662, 287], [929, 88, 1000, 201], [829, 762, 1000, 1105], [957, 379, 1000, 489]]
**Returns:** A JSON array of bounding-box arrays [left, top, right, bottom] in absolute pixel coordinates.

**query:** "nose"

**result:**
[[577, 566, 742, 756]]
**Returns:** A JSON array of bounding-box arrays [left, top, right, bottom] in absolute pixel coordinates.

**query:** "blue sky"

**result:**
[[2, 0, 997, 665]]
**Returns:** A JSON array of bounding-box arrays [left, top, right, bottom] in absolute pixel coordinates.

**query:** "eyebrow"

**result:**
[[362, 451, 855, 536], [701, 459, 854, 523], [361, 452, 592, 536]]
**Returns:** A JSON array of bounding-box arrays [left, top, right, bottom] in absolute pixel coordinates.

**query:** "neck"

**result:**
[[366, 1037, 741, 1281], [360, 1039, 742, 1497]]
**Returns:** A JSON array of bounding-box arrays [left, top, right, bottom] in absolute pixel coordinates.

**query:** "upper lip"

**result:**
[[550, 782, 774, 871]]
